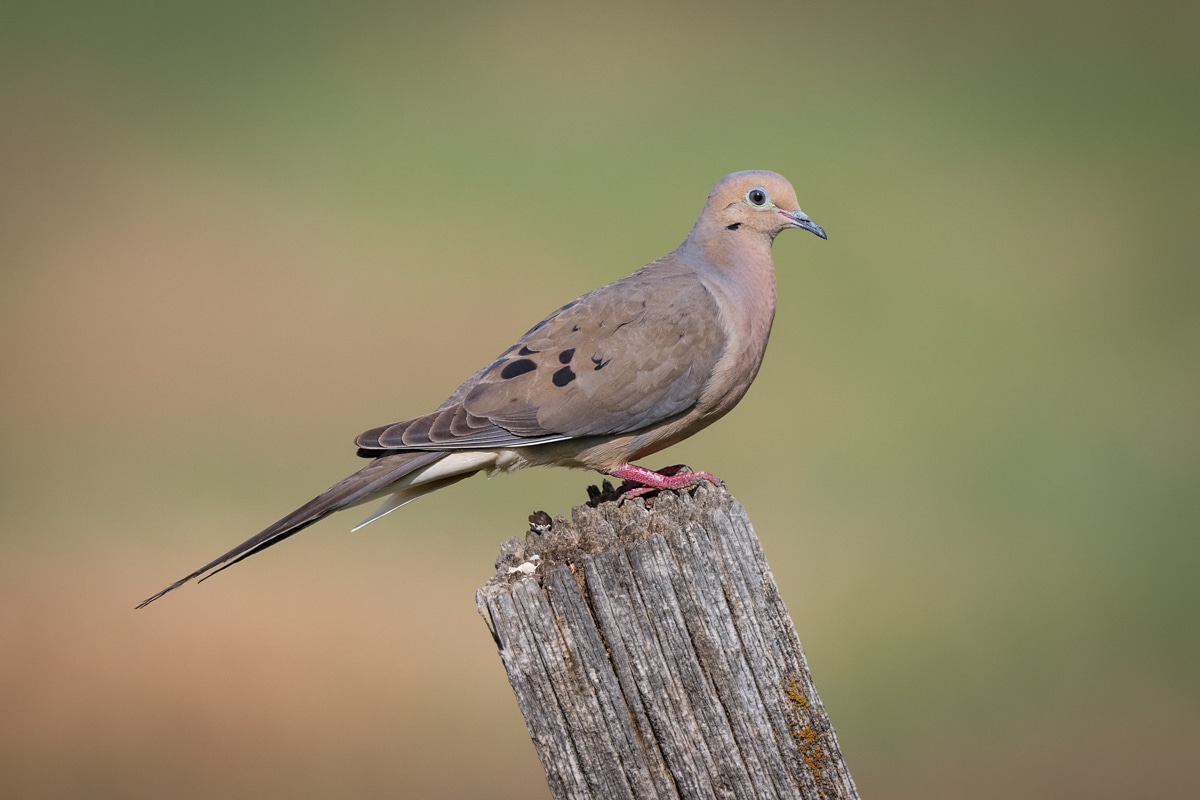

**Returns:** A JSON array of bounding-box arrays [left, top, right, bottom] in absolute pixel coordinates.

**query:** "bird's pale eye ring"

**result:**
[[746, 187, 769, 207]]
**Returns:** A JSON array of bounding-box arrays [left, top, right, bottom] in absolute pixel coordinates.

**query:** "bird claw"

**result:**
[[605, 463, 725, 500]]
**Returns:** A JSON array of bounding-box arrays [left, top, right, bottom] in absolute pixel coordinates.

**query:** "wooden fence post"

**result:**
[[476, 484, 860, 800]]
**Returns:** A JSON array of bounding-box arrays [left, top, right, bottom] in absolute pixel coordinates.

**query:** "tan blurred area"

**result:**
[[2, 2, 1197, 797]]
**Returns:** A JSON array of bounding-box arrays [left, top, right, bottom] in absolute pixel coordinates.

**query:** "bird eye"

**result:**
[[746, 188, 769, 207]]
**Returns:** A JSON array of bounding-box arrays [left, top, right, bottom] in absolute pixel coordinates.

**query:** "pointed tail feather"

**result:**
[[136, 451, 447, 608], [353, 471, 477, 531], [352, 450, 502, 531]]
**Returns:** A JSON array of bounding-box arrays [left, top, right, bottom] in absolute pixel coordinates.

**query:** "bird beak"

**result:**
[[785, 209, 827, 240]]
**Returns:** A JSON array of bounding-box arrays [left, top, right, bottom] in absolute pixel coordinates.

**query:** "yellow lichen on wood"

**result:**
[[795, 725, 826, 781]]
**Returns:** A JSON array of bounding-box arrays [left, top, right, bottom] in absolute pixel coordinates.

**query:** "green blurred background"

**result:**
[[2, 1, 1197, 797]]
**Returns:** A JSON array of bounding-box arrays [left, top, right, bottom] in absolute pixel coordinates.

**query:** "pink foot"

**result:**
[[606, 464, 724, 499]]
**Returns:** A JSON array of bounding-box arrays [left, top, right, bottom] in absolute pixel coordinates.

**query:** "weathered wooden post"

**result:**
[[477, 484, 859, 800]]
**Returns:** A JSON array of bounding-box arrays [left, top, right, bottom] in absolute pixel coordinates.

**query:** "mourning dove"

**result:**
[[137, 170, 825, 608]]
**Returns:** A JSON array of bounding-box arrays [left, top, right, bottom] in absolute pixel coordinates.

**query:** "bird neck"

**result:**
[[677, 229, 778, 357], [679, 227, 777, 306]]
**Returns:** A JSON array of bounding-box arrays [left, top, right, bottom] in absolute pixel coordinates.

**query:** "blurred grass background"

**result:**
[[1, 1, 1197, 797]]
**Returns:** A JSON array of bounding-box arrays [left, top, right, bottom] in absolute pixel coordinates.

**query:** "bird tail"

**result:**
[[136, 449, 482, 608]]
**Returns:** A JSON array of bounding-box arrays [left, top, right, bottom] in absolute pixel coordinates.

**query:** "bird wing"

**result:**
[[356, 262, 724, 453]]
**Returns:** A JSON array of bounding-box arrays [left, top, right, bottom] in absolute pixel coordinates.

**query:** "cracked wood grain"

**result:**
[[477, 485, 859, 800]]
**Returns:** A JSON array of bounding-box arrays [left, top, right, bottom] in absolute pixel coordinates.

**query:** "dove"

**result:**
[[137, 170, 825, 608]]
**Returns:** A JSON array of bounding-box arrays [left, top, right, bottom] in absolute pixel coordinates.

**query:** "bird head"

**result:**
[[702, 170, 827, 242]]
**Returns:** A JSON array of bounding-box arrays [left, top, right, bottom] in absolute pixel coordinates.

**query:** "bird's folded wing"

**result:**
[[356, 268, 723, 452]]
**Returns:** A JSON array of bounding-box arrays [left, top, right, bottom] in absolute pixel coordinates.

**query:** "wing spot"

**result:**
[[552, 366, 576, 387], [518, 346, 540, 356], [591, 354, 610, 370], [558, 348, 575, 364], [501, 359, 538, 379]]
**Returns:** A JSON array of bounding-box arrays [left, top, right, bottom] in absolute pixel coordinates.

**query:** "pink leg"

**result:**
[[606, 463, 724, 498]]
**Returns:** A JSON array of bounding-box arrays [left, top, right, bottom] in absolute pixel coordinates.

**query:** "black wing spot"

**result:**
[[558, 348, 575, 364], [552, 366, 576, 387], [501, 359, 538, 379], [518, 346, 540, 356], [571, 324, 581, 332], [591, 355, 610, 370], [726, 222, 742, 230]]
